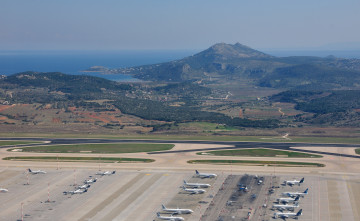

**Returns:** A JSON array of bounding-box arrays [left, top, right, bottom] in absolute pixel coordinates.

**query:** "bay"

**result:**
[[0, 50, 198, 81]]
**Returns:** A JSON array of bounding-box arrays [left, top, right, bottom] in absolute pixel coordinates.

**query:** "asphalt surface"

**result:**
[[1, 138, 359, 158]]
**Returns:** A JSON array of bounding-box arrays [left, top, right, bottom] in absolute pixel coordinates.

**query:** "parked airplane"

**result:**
[[282, 188, 309, 198], [63, 188, 87, 195], [78, 184, 91, 189], [277, 195, 300, 204], [84, 178, 97, 184], [195, 170, 217, 178], [283, 178, 304, 186], [183, 180, 211, 188], [0, 188, 8, 192], [274, 209, 302, 219], [156, 212, 184, 221], [161, 204, 193, 214], [272, 202, 299, 211], [28, 168, 46, 174], [181, 186, 206, 194], [96, 171, 115, 176]]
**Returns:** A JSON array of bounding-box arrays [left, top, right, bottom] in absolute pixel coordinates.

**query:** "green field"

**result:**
[[197, 148, 322, 158], [8, 143, 174, 154], [0, 141, 43, 146], [356, 148, 360, 155], [3, 156, 154, 163], [188, 159, 325, 167], [176, 122, 238, 132]]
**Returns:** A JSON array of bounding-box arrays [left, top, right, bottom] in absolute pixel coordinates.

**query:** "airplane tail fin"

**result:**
[[296, 209, 303, 216], [84, 189, 88, 193], [300, 177, 304, 184], [161, 204, 166, 210], [181, 186, 186, 190], [183, 180, 187, 185], [112, 171, 116, 174], [294, 195, 300, 201], [156, 212, 160, 217], [28, 168, 32, 172], [294, 201, 299, 206], [195, 170, 199, 174], [304, 188, 309, 194]]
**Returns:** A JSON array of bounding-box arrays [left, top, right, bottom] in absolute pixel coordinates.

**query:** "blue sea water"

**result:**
[[1, 49, 359, 82], [0, 50, 198, 81]]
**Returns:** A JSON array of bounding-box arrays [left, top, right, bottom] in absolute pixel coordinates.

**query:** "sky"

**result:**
[[1, 0, 360, 51]]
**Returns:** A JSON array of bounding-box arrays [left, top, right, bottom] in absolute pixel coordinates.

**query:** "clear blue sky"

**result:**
[[1, 0, 360, 50]]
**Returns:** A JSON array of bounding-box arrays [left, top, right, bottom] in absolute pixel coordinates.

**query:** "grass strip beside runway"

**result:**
[[188, 159, 325, 167], [8, 143, 174, 153], [0, 141, 43, 146], [197, 148, 322, 158], [3, 156, 154, 163]]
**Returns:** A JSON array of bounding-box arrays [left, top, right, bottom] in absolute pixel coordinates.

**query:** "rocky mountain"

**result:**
[[115, 43, 360, 90], [192, 42, 273, 60]]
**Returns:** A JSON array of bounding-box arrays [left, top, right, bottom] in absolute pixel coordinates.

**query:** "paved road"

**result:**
[[1, 138, 359, 158]]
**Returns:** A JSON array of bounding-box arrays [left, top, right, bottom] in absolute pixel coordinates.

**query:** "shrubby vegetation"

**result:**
[[271, 90, 360, 114], [259, 64, 360, 90], [0, 72, 280, 129], [113, 96, 279, 128]]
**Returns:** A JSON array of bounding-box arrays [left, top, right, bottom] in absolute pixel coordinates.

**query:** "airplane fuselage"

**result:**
[[0, 188, 8, 192], [277, 197, 299, 204], [182, 186, 205, 194], [274, 209, 302, 219], [28, 169, 46, 174], [195, 170, 217, 178], [163, 208, 193, 214], [157, 212, 184, 220], [184, 180, 210, 188], [96, 171, 115, 176], [272, 204, 299, 211]]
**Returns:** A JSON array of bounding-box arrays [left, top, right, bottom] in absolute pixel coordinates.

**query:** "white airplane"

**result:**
[[28, 168, 46, 174], [161, 204, 193, 214], [274, 209, 302, 219], [77, 184, 91, 189], [195, 170, 217, 178], [0, 188, 8, 193], [96, 171, 115, 176], [181, 186, 205, 194], [84, 178, 97, 184], [183, 180, 211, 188], [156, 212, 184, 221], [272, 202, 299, 211], [63, 188, 87, 195], [283, 178, 304, 186], [282, 188, 309, 198], [277, 195, 300, 204]]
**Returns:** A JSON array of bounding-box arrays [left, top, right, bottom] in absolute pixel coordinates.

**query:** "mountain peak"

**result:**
[[198, 42, 272, 60]]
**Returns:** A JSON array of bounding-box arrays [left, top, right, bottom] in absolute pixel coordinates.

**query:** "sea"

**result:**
[[0, 50, 199, 81], [1, 49, 359, 82]]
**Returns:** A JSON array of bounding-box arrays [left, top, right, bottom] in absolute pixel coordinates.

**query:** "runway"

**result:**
[[1, 137, 360, 158], [0, 139, 359, 220]]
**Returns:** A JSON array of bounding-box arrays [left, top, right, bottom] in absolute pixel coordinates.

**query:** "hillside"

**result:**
[[1, 43, 360, 135], [115, 43, 360, 90], [270, 90, 360, 126], [0, 72, 280, 135]]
